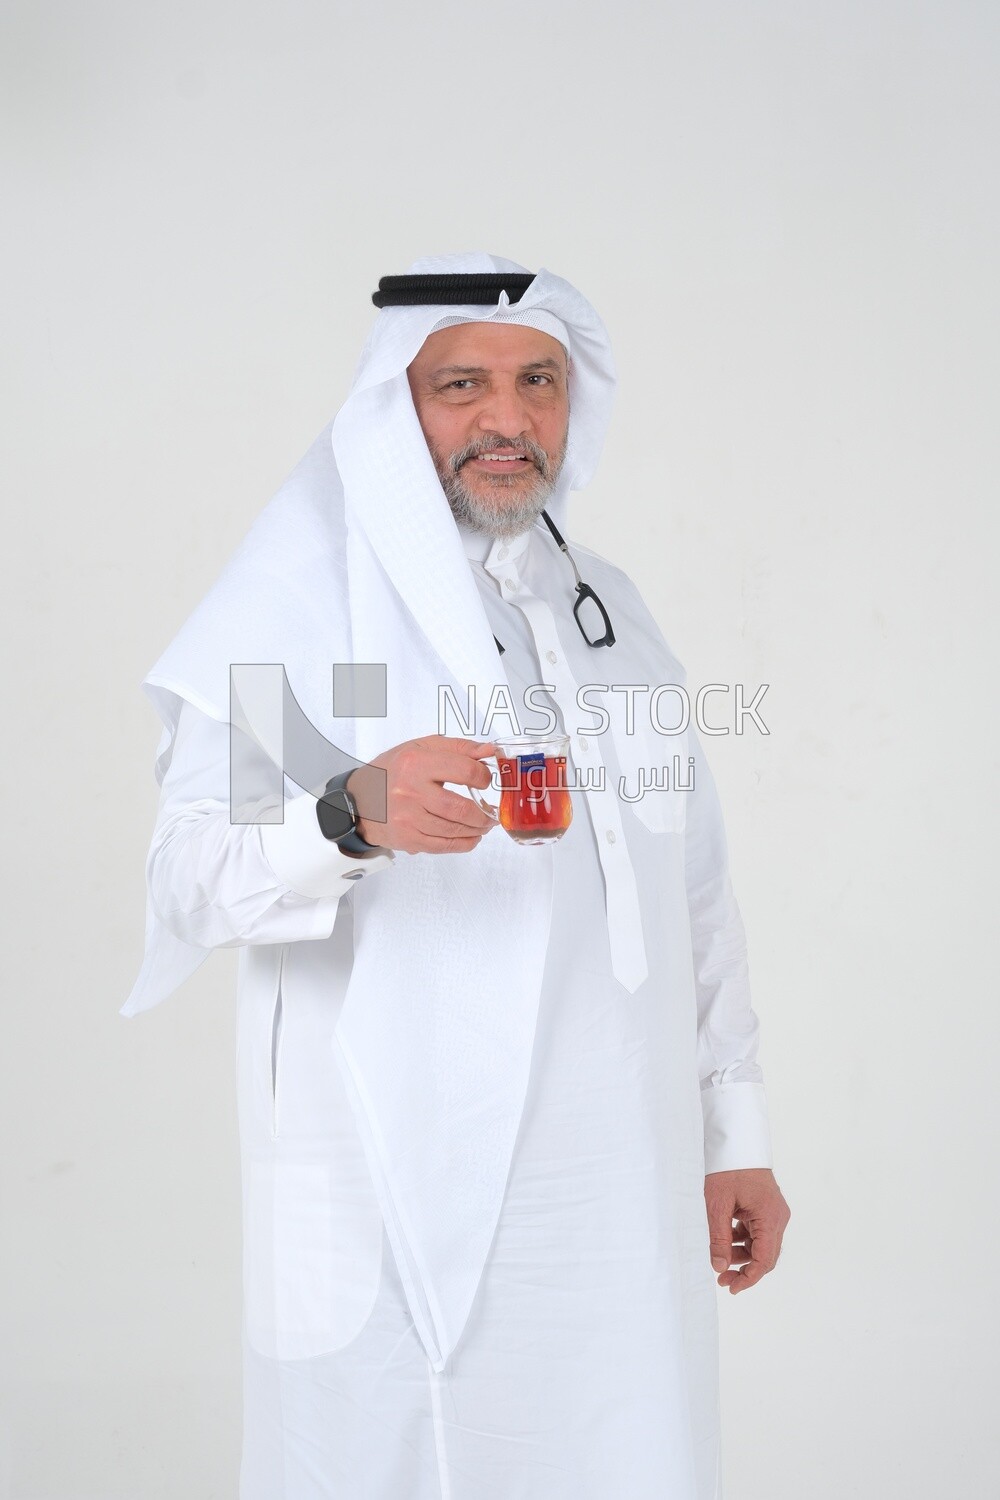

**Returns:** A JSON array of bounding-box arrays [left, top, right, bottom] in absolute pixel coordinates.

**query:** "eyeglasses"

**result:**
[[539, 509, 616, 648], [491, 510, 617, 657]]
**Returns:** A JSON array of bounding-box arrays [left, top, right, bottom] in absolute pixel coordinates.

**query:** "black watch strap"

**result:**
[[316, 770, 379, 854]]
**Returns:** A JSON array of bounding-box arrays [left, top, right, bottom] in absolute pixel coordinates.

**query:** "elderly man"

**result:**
[[124, 254, 789, 1500]]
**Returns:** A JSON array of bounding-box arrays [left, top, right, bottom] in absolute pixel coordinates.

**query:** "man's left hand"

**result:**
[[704, 1168, 790, 1295]]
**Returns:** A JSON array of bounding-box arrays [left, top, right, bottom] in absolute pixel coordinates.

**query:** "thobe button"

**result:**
[[504, 577, 517, 591], [497, 546, 508, 560], [578, 737, 589, 753], [546, 649, 558, 664], [605, 829, 617, 844]]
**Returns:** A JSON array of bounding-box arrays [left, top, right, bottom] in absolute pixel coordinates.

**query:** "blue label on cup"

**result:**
[[518, 752, 546, 773]]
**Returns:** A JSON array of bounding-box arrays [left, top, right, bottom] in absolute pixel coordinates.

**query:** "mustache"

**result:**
[[450, 436, 549, 473]]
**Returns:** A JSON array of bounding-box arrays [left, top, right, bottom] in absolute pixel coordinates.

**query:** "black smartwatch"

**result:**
[[316, 770, 379, 856]]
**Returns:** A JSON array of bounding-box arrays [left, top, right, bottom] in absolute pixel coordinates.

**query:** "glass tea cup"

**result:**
[[489, 735, 573, 846]]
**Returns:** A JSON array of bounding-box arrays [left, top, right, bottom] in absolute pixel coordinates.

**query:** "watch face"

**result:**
[[317, 787, 356, 842]]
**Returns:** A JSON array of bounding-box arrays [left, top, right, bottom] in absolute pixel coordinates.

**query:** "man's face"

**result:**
[[406, 322, 570, 538]]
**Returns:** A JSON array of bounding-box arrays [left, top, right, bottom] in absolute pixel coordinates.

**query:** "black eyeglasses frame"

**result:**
[[571, 580, 616, 649], [539, 510, 616, 649]]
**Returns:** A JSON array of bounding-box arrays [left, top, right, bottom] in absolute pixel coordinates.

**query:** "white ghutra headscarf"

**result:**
[[124, 252, 617, 1370]]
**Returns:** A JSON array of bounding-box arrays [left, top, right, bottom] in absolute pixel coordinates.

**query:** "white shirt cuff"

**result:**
[[701, 1082, 773, 1174], [259, 792, 395, 899]]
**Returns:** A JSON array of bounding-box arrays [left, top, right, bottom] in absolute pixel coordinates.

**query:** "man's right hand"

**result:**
[[345, 736, 498, 855]]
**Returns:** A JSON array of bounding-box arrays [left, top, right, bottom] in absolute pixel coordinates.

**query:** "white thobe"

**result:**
[[145, 516, 771, 1499]]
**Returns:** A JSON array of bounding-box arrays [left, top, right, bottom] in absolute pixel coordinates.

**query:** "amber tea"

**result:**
[[493, 736, 573, 846]]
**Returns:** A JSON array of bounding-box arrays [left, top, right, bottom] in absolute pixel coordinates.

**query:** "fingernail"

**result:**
[[711, 1256, 727, 1273]]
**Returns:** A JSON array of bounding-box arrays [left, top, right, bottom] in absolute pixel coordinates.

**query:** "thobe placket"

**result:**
[[481, 535, 649, 994]]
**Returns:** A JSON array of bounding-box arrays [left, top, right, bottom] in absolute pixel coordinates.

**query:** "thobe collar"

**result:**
[[454, 516, 535, 568]]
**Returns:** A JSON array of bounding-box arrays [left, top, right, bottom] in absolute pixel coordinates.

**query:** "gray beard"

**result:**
[[440, 473, 557, 539], [433, 437, 567, 539]]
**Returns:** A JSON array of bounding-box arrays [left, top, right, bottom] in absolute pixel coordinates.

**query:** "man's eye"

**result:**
[[446, 380, 476, 391], [524, 375, 552, 386]]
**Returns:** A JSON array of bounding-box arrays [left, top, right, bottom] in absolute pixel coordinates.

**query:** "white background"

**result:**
[[2, 1, 997, 1495]]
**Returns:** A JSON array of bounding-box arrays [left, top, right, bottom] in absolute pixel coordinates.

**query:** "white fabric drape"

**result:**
[[124, 254, 628, 1369]]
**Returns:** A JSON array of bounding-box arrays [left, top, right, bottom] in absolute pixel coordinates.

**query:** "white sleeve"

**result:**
[[685, 727, 773, 1174], [146, 700, 394, 950]]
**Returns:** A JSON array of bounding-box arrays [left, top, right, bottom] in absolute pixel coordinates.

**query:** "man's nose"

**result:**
[[475, 383, 532, 437]]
